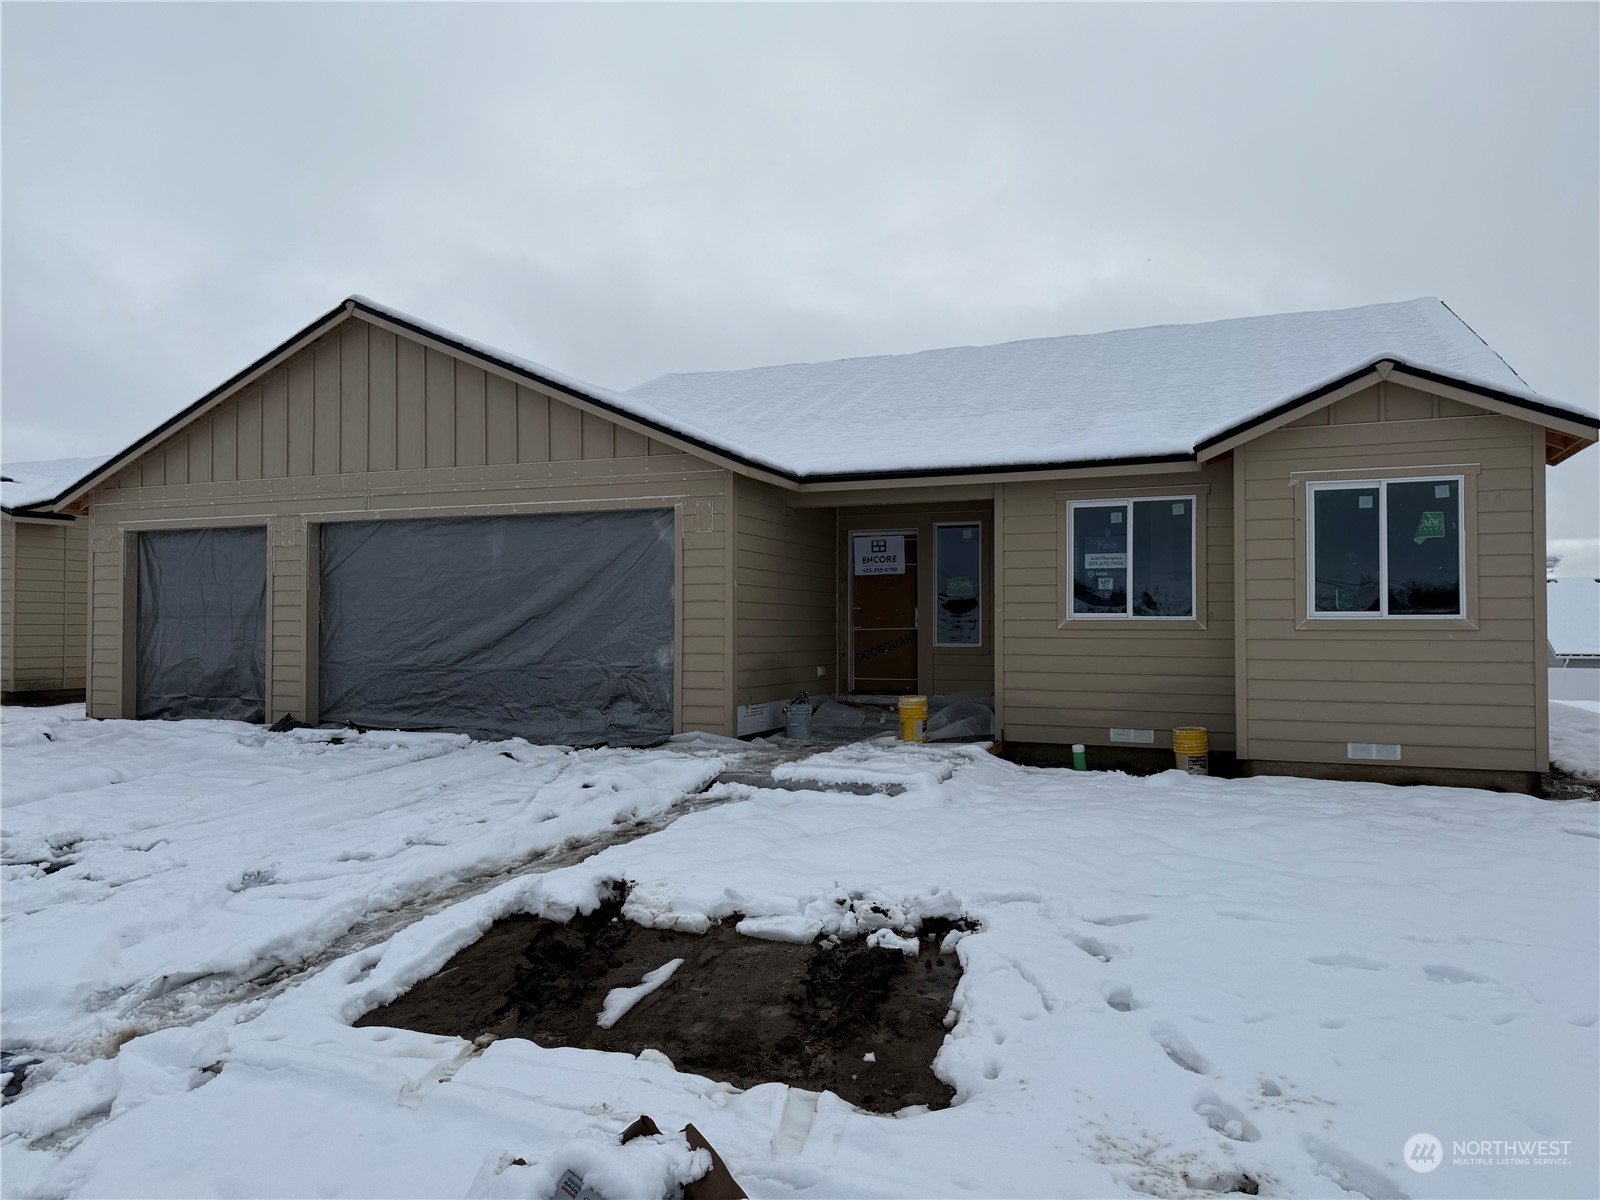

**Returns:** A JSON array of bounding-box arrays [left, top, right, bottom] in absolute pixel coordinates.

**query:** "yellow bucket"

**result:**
[[898, 694, 929, 743], [1173, 726, 1209, 775]]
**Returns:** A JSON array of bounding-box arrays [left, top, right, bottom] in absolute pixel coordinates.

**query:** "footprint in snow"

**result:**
[[1194, 1092, 1261, 1143], [1149, 1023, 1211, 1075], [1068, 932, 1117, 962], [1560, 824, 1599, 840], [1307, 953, 1386, 971], [1083, 913, 1150, 927], [1102, 983, 1141, 1012], [1423, 964, 1499, 986], [1214, 908, 1275, 922]]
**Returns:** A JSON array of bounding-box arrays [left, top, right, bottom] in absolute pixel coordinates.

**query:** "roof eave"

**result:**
[[1, 505, 78, 521], [1195, 360, 1599, 464]]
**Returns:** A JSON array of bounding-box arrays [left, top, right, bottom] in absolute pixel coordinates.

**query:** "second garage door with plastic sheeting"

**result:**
[[318, 510, 675, 745], [136, 526, 268, 722]]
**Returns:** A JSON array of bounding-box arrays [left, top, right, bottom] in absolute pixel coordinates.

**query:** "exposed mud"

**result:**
[[358, 898, 966, 1113], [1543, 765, 1600, 802]]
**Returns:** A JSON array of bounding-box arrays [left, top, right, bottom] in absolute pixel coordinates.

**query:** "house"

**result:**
[[1547, 577, 1600, 704], [1, 457, 104, 703], [39, 297, 1598, 790]]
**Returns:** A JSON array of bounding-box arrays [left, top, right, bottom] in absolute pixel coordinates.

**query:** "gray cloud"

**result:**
[[3, 2, 1595, 542]]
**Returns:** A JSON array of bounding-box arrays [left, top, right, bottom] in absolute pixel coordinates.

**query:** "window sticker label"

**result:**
[[1097, 577, 1116, 592], [1109, 511, 1123, 524], [1414, 511, 1445, 544], [944, 576, 974, 598], [1358, 495, 1374, 508], [1084, 553, 1127, 570], [1172, 502, 1186, 515], [1434, 483, 1452, 498]]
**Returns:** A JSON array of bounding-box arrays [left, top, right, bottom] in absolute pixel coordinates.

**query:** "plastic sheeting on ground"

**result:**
[[806, 693, 995, 741], [317, 511, 675, 746], [925, 693, 996, 740], [135, 526, 267, 722]]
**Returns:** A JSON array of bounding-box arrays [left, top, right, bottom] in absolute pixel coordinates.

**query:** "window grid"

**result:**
[[1066, 496, 1197, 621], [1306, 475, 1466, 620]]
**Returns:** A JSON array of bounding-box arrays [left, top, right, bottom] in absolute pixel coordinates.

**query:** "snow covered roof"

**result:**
[[624, 298, 1597, 478], [47, 295, 1600, 507], [1547, 578, 1600, 657], [1, 455, 109, 514]]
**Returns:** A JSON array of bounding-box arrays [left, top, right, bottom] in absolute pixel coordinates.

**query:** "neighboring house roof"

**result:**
[[1, 455, 110, 516], [1548, 578, 1600, 657], [626, 297, 1597, 477], [44, 296, 1600, 506]]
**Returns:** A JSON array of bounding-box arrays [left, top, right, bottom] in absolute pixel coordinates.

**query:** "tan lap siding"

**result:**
[[3, 518, 89, 694], [1239, 401, 1541, 773], [88, 314, 735, 735], [733, 476, 836, 709], [998, 466, 1236, 750]]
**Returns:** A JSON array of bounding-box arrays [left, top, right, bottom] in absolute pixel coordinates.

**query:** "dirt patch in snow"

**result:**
[[1543, 765, 1600, 802], [357, 898, 965, 1113]]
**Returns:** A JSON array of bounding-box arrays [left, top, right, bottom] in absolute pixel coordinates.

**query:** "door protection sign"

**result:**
[[854, 534, 906, 575]]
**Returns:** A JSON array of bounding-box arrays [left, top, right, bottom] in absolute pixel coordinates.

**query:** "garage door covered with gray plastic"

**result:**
[[318, 510, 675, 745], [136, 526, 268, 722]]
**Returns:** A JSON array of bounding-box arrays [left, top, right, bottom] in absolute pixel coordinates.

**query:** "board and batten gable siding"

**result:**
[[86, 315, 734, 736], [996, 465, 1236, 750], [732, 476, 837, 710], [1237, 382, 1546, 774], [1, 516, 89, 697]]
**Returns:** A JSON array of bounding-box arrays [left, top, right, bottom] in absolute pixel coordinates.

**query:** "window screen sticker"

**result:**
[[1414, 510, 1446, 544], [1110, 511, 1123, 524], [1358, 495, 1374, 508], [1172, 502, 1185, 515], [1434, 483, 1452, 498]]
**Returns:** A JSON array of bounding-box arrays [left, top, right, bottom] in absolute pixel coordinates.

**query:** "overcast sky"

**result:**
[[3, 2, 1596, 564]]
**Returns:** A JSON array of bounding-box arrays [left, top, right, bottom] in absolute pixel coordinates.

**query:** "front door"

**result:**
[[850, 531, 918, 693]]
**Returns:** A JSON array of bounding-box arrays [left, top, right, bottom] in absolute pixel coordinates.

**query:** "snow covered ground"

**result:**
[[0, 706, 729, 1065], [1551, 700, 1600, 780], [3, 710, 1597, 1199]]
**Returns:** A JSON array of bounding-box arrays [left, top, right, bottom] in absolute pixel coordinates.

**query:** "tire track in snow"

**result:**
[[85, 785, 741, 1054], [2, 747, 747, 1117]]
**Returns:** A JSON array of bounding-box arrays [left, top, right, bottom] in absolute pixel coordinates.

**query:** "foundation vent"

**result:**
[[1109, 728, 1156, 744], [1347, 743, 1402, 761]]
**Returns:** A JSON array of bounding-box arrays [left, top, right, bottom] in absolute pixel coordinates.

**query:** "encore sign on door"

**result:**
[[854, 535, 906, 575]]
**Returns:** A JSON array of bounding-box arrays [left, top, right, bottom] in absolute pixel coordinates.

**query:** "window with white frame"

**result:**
[[1307, 477, 1464, 617], [1067, 498, 1195, 618]]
